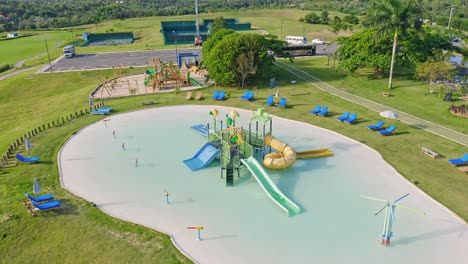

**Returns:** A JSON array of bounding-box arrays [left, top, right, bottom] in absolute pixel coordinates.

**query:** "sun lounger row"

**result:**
[[266, 95, 287, 107], [310, 105, 329, 117], [365, 119, 397, 135], [185, 91, 203, 100], [91, 106, 113, 115], [240, 91, 255, 101], [335, 112, 357, 124], [24, 193, 61, 216], [325, 108, 467, 167], [211, 91, 226, 100]]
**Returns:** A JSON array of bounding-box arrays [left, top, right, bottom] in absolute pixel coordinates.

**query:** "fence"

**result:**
[[1, 102, 106, 168], [161, 19, 251, 45]]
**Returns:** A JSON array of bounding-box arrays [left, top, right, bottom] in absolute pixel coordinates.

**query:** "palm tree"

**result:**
[[368, 0, 422, 90]]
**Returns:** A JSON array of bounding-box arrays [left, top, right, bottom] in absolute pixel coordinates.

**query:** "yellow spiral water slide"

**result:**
[[263, 134, 297, 169], [263, 134, 334, 169]]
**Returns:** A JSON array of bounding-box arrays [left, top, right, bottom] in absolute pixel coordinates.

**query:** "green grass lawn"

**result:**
[[0, 31, 72, 65], [290, 57, 468, 134], [1, 56, 467, 262]]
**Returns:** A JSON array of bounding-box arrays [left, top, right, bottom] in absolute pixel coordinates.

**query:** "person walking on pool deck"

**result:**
[[164, 190, 169, 204]]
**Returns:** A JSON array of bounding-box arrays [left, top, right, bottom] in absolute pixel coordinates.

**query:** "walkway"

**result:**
[[275, 60, 468, 147]]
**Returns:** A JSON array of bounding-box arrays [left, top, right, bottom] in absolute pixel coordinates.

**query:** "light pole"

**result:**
[[44, 39, 53, 73], [448, 7, 454, 30], [173, 30, 178, 66]]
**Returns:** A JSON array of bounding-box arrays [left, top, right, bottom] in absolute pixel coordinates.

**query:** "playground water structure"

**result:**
[[59, 105, 468, 264]]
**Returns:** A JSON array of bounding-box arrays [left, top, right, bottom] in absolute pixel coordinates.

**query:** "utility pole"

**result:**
[[303, 23, 305, 38], [44, 39, 53, 74], [388, 31, 398, 90], [194, 0, 201, 45], [173, 31, 178, 66], [448, 7, 454, 30], [280, 19, 283, 41]]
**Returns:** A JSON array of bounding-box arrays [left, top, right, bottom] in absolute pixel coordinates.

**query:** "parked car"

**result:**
[[311, 38, 326, 44]]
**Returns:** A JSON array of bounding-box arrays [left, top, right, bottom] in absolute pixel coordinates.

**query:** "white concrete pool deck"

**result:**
[[59, 105, 468, 264]]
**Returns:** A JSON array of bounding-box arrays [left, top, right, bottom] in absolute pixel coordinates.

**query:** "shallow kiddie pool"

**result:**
[[59, 105, 468, 264]]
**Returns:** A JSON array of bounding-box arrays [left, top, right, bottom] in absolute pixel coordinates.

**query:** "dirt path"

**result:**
[[0, 65, 44, 81]]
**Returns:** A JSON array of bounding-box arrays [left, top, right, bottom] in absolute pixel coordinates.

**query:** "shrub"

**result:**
[[0, 64, 11, 73]]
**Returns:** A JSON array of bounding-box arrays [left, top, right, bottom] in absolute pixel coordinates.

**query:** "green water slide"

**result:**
[[187, 72, 203, 87], [241, 157, 301, 216], [189, 77, 203, 87]]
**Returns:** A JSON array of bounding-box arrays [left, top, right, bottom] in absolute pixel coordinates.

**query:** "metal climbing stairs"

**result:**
[[226, 166, 234, 186]]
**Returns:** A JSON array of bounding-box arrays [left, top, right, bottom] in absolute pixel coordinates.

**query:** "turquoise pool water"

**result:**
[[59, 105, 468, 264]]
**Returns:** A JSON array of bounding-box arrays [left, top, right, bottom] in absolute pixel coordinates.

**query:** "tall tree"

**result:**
[[367, 0, 422, 90], [204, 32, 278, 87], [210, 16, 228, 35]]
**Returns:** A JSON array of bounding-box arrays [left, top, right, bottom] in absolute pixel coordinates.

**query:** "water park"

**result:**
[[184, 107, 334, 216], [58, 105, 468, 264]]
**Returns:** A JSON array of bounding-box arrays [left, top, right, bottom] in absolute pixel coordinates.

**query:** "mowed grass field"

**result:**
[[2, 8, 357, 67], [0, 31, 72, 65]]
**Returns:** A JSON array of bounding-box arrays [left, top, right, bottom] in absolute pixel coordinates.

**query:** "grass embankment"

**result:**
[[0, 31, 71, 66], [0, 55, 466, 263]]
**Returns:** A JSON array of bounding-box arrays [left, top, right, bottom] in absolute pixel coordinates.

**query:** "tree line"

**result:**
[[0, 0, 303, 32], [1, 0, 467, 32]]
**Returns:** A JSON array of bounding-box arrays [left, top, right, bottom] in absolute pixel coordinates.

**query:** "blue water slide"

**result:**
[[191, 124, 208, 137], [183, 143, 220, 171]]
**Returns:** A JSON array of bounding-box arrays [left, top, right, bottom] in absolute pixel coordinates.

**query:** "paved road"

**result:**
[[275, 60, 468, 147], [45, 48, 202, 72]]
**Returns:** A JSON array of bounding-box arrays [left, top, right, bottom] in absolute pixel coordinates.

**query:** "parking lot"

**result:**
[[45, 43, 339, 73], [46, 48, 202, 72]]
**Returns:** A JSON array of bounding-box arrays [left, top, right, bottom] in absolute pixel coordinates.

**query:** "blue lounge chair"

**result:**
[[309, 105, 321, 115], [266, 95, 274, 106], [216, 91, 226, 100], [377, 125, 397, 135], [343, 113, 357, 124], [448, 154, 468, 166], [317, 106, 328, 116], [245, 91, 254, 101], [15, 153, 40, 163], [211, 90, 219, 99], [98, 107, 112, 113], [279, 98, 287, 107], [336, 112, 350, 121], [91, 109, 108, 115], [30, 200, 61, 211], [367, 121, 385, 130], [25, 193, 54, 203], [240, 91, 250, 100]]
